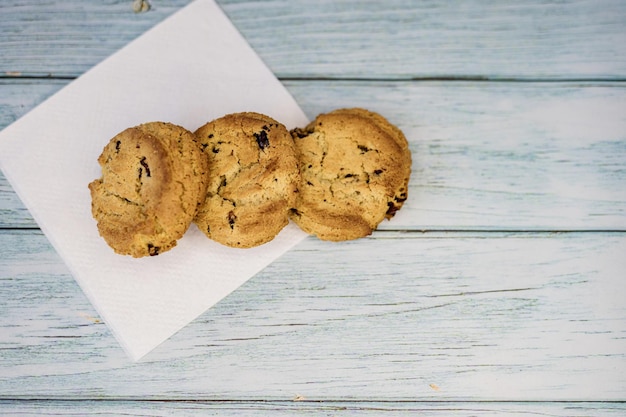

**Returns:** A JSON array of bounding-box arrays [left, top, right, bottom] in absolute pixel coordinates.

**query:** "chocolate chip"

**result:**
[[374, 169, 383, 175], [212, 146, 220, 154], [358, 145, 371, 153], [139, 157, 151, 177], [386, 202, 399, 217], [292, 128, 311, 139], [386, 194, 407, 217], [228, 211, 236, 229], [253, 130, 270, 151], [147, 243, 160, 256], [208, 134, 214, 138], [115, 140, 121, 152]]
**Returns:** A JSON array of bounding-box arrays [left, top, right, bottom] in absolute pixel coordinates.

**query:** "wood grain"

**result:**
[[0, 400, 624, 416], [0, 0, 193, 78], [0, 0, 624, 79], [2, 79, 625, 230], [1, 230, 624, 401]]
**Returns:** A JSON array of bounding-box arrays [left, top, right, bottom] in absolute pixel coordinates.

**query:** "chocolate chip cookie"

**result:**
[[88, 122, 209, 257], [290, 108, 411, 241], [193, 112, 300, 248]]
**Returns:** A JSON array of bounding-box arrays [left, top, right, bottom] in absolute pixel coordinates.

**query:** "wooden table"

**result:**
[[1, 0, 625, 415]]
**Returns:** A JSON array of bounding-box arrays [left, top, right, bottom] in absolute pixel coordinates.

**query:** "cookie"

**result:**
[[193, 112, 300, 248], [88, 122, 209, 257], [290, 108, 411, 241]]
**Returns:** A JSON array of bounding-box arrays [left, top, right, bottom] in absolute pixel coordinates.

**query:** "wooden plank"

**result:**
[[0, 400, 624, 416], [286, 80, 626, 231], [1, 230, 624, 400], [0, 0, 193, 78], [0, 80, 68, 128], [0, 0, 624, 79], [225, 0, 626, 80], [2, 80, 625, 230]]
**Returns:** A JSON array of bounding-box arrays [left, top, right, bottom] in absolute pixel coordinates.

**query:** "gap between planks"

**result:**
[[0, 399, 624, 416], [3, 74, 626, 83]]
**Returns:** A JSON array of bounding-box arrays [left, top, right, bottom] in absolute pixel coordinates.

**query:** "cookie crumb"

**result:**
[[132, 0, 151, 13]]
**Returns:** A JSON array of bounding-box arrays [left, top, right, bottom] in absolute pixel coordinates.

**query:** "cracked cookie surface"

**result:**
[[193, 112, 300, 248], [88, 122, 209, 257], [290, 108, 411, 241]]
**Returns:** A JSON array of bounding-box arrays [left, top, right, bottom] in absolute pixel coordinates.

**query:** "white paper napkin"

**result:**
[[0, 0, 308, 361]]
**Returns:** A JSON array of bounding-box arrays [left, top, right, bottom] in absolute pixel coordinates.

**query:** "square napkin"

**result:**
[[0, 0, 308, 360]]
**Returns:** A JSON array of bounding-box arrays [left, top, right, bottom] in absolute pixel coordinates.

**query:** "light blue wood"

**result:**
[[1, 231, 625, 400], [0, 0, 625, 414], [1, 80, 625, 230], [0, 400, 625, 416], [0, 0, 625, 79]]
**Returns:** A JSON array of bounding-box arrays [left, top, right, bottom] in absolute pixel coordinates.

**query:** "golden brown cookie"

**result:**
[[193, 112, 300, 248], [290, 108, 411, 241], [88, 122, 209, 257]]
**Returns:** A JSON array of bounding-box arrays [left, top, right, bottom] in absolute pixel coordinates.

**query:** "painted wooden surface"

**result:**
[[0, 0, 625, 415], [1, 230, 625, 401], [0, 400, 625, 417], [2, 80, 625, 230], [1, 0, 625, 79]]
